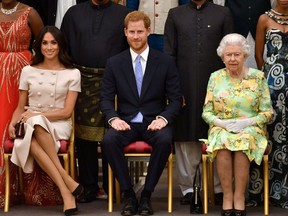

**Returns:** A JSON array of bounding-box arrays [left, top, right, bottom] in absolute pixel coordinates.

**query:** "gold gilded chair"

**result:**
[[108, 141, 173, 213], [201, 143, 269, 215], [3, 114, 76, 212]]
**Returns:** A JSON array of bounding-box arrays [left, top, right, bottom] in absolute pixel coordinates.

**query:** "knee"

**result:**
[[153, 132, 173, 150], [101, 129, 121, 151]]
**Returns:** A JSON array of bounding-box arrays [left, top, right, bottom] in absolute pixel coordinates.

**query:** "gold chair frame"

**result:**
[[4, 114, 76, 212], [108, 152, 173, 213], [202, 152, 269, 215]]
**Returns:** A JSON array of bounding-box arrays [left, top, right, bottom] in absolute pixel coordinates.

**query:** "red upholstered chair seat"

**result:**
[[108, 140, 173, 213], [123, 141, 152, 153], [4, 139, 69, 154]]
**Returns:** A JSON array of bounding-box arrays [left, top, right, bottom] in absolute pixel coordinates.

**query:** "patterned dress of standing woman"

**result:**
[[0, 7, 32, 208], [262, 28, 288, 208]]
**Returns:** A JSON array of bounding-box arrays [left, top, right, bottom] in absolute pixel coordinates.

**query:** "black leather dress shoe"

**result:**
[[121, 197, 138, 216], [138, 197, 153, 216], [180, 192, 192, 205], [76, 189, 97, 203], [214, 192, 223, 206]]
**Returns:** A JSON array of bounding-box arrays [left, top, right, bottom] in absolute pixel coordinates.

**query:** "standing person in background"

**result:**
[[61, 0, 131, 203], [55, 0, 77, 28], [0, 0, 43, 208], [21, 0, 77, 27], [255, 0, 288, 208], [125, 0, 189, 51], [164, 0, 234, 205], [20, 0, 58, 25], [213, 0, 271, 68]]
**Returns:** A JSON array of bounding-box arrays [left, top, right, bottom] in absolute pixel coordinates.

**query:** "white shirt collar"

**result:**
[[130, 46, 149, 62]]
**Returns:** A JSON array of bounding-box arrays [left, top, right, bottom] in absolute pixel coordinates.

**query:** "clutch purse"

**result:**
[[15, 121, 25, 138]]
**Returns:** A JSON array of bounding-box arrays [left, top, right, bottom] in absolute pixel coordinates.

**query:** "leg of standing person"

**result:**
[[176, 141, 223, 205], [175, 141, 201, 205], [75, 138, 99, 202]]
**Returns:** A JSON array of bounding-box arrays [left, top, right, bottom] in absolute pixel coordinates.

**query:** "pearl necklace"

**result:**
[[266, 10, 288, 25], [271, 9, 288, 16], [1, 2, 20, 15]]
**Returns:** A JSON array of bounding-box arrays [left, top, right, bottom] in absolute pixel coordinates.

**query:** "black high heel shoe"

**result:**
[[221, 209, 234, 216], [64, 201, 78, 216], [72, 184, 85, 199], [64, 207, 78, 216], [234, 209, 246, 216]]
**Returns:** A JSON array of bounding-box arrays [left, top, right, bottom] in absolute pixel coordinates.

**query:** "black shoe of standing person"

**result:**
[[214, 192, 224, 206], [76, 189, 97, 203], [180, 192, 192, 205], [121, 196, 138, 216], [138, 197, 154, 216]]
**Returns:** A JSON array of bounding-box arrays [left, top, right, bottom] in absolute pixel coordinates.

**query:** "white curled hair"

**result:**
[[217, 33, 250, 59]]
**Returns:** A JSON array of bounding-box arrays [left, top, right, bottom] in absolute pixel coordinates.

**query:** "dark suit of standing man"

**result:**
[[100, 11, 182, 216], [164, 0, 234, 205], [61, 0, 131, 203]]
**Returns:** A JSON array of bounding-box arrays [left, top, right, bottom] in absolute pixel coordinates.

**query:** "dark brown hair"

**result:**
[[31, 26, 74, 68]]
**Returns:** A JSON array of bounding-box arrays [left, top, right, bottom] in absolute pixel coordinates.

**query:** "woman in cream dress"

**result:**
[[8, 26, 83, 215]]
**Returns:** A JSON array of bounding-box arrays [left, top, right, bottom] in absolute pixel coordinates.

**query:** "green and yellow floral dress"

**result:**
[[202, 68, 273, 165]]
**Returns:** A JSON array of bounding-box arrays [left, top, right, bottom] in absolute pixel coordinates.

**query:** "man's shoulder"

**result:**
[[169, 3, 188, 13], [107, 49, 130, 63], [111, 1, 132, 13], [64, 2, 88, 15]]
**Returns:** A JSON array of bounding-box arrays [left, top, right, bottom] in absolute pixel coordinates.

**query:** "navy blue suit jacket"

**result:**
[[100, 48, 182, 125]]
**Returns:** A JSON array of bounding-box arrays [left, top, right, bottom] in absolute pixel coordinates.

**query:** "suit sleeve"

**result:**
[[100, 59, 119, 123], [222, 7, 234, 35], [158, 57, 182, 124], [164, 9, 177, 58]]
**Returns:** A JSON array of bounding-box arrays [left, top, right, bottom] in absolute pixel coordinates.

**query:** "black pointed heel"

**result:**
[[64, 207, 78, 216], [72, 184, 85, 199], [64, 201, 78, 216]]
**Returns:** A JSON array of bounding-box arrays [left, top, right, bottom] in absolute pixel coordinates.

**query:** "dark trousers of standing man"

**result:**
[[101, 123, 172, 193], [76, 138, 108, 199]]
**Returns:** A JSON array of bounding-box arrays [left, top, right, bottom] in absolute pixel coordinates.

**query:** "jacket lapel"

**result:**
[[122, 50, 139, 99], [140, 50, 158, 99]]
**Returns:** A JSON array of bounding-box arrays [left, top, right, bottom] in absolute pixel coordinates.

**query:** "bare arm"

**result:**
[[255, 14, 268, 70], [28, 7, 44, 39]]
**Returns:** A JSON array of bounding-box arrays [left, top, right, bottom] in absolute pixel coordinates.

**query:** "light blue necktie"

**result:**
[[131, 55, 143, 122], [135, 55, 143, 95]]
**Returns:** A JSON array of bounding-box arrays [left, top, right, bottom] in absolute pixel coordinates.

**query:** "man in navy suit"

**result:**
[[100, 11, 182, 216]]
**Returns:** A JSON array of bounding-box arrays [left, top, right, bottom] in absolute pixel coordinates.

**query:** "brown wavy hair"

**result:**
[[31, 26, 74, 68]]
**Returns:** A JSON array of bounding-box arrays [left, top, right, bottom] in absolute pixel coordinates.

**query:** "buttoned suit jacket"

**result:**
[[100, 48, 182, 126]]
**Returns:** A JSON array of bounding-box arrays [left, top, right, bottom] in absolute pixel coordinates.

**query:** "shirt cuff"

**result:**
[[156, 115, 168, 125]]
